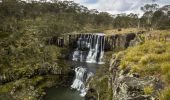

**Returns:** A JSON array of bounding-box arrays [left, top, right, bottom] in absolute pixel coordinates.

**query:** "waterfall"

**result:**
[[71, 67, 93, 97], [72, 33, 105, 64], [71, 33, 105, 97]]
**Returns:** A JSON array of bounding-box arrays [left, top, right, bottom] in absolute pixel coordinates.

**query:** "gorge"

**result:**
[[44, 32, 139, 100], [0, 0, 170, 100]]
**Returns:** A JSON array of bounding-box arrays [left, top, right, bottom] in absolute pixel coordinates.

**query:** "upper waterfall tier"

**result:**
[[72, 33, 105, 64]]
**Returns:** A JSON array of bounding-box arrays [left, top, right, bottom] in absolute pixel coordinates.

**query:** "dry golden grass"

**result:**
[[117, 40, 170, 99], [148, 30, 170, 36], [145, 29, 170, 42], [104, 28, 145, 35]]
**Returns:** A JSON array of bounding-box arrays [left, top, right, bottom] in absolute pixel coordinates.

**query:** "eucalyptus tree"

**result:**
[[141, 4, 159, 30]]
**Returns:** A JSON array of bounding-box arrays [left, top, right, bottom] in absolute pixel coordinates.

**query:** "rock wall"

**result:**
[[85, 31, 164, 100], [108, 54, 163, 100], [0, 62, 73, 85], [86, 53, 163, 100], [0, 62, 74, 100], [46, 33, 138, 51], [105, 33, 136, 51]]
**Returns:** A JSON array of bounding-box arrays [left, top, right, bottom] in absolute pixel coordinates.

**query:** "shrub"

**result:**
[[144, 86, 154, 95], [161, 62, 170, 74], [159, 87, 170, 100], [165, 72, 170, 84]]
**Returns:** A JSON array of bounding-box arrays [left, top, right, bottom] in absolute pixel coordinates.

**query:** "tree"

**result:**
[[141, 4, 159, 30]]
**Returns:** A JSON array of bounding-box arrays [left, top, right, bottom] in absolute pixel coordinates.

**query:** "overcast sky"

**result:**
[[62, 0, 170, 15]]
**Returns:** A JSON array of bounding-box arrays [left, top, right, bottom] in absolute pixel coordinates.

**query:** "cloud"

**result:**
[[62, 0, 170, 15]]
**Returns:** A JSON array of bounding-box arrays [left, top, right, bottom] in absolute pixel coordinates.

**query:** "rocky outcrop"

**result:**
[[105, 33, 137, 51], [0, 62, 72, 85], [46, 32, 140, 51], [109, 54, 163, 100], [0, 62, 74, 100]]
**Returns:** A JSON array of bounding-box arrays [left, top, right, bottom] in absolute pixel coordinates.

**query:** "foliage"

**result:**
[[118, 39, 170, 99], [159, 87, 170, 100], [0, 0, 115, 36], [140, 4, 170, 30], [144, 86, 154, 95], [120, 40, 170, 75]]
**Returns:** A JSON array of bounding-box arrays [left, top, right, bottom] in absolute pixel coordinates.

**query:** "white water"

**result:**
[[71, 67, 93, 97], [71, 33, 105, 97], [72, 33, 105, 64]]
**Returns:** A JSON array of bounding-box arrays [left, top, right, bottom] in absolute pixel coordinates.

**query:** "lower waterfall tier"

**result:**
[[71, 67, 93, 97]]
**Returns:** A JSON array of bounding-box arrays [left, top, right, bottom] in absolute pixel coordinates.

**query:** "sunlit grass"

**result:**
[[159, 87, 170, 100], [104, 28, 145, 35], [148, 30, 170, 37], [119, 40, 169, 75], [118, 39, 170, 99]]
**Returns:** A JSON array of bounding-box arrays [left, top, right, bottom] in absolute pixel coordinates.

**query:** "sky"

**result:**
[[61, 0, 170, 15]]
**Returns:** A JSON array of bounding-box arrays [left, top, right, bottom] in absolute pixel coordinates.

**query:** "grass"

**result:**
[[159, 87, 170, 100], [104, 28, 145, 35], [148, 30, 170, 37], [120, 40, 170, 75], [117, 39, 170, 99], [0, 32, 10, 39]]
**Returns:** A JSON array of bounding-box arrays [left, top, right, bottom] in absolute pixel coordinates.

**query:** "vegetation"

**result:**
[[117, 38, 170, 99], [144, 85, 154, 95], [0, 0, 169, 37], [159, 87, 170, 100], [89, 63, 112, 100], [104, 28, 145, 35], [0, 0, 170, 100]]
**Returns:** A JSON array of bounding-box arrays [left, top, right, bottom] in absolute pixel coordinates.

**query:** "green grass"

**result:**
[[119, 40, 170, 75], [104, 28, 145, 35], [159, 87, 170, 100], [117, 40, 170, 99], [0, 32, 10, 38]]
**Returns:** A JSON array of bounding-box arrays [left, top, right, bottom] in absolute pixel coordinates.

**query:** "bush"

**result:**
[[159, 87, 170, 100], [165, 72, 170, 84], [161, 62, 170, 74], [144, 86, 154, 95]]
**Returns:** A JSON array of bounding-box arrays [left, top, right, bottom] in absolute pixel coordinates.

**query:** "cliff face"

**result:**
[[46, 32, 140, 51], [86, 53, 163, 100], [109, 54, 163, 100], [87, 37, 170, 100], [104, 33, 137, 51], [0, 61, 74, 100], [85, 32, 167, 100]]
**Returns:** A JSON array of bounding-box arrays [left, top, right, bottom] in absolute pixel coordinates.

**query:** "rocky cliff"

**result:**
[[86, 37, 170, 100], [46, 32, 142, 51], [109, 54, 163, 100]]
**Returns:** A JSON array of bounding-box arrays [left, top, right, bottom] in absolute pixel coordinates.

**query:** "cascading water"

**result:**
[[72, 33, 105, 64], [86, 34, 105, 64], [71, 67, 93, 97], [71, 33, 105, 97]]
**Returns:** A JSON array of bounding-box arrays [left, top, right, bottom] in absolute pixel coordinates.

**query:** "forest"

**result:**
[[0, 0, 170, 100], [0, 0, 170, 38]]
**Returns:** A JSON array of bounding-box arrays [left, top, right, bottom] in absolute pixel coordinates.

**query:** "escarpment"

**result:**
[[86, 38, 170, 100], [0, 62, 73, 85], [1, 31, 167, 100], [86, 52, 164, 100], [109, 54, 163, 100], [46, 32, 141, 52]]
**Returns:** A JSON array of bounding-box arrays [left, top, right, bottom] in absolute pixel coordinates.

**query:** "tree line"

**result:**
[[0, 0, 169, 39]]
